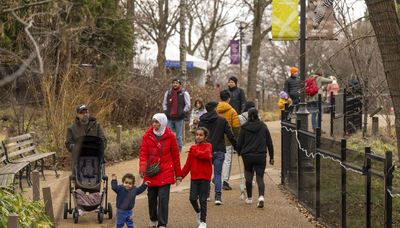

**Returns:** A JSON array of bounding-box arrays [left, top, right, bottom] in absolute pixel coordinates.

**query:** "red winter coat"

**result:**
[[139, 127, 182, 187], [181, 143, 212, 181]]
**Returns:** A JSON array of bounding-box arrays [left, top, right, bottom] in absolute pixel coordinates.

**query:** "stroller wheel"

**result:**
[[73, 209, 79, 224], [63, 203, 68, 219], [107, 203, 113, 219], [98, 210, 104, 224]]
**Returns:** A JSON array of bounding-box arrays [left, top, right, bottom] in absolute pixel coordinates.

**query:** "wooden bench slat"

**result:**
[[0, 146, 6, 163], [0, 174, 14, 186], [15, 152, 56, 163], [7, 145, 36, 158], [4, 134, 32, 144], [0, 162, 29, 174], [5, 139, 35, 152]]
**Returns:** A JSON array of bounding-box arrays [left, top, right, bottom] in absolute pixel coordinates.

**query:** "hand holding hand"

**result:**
[[139, 172, 145, 178], [144, 181, 151, 185], [269, 159, 274, 165]]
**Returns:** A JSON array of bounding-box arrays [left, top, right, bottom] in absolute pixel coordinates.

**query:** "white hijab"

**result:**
[[152, 113, 168, 136]]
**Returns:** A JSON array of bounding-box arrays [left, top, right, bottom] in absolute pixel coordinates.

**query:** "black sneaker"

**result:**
[[222, 181, 232, 190]]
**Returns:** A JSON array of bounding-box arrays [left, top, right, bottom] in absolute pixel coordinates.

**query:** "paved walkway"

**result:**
[[23, 121, 317, 228]]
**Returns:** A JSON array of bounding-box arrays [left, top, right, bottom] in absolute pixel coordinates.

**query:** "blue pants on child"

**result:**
[[116, 209, 133, 228]]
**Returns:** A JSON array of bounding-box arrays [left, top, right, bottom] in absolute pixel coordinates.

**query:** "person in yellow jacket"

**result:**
[[277, 91, 292, 111], [216, 90, 240, 190]]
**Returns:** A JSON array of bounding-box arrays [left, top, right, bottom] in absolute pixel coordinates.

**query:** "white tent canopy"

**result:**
[[164, 45, 209, 71]]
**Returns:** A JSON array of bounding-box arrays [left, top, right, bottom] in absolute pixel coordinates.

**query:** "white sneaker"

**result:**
[[206, 197, 211, 201], [196, 212, 201, 224], [149, 220, 157, 227], [257, 195, 265, 208], [214, 200, 222, 205], [198, 222, 207, 228], [245, 197, 253, 204]]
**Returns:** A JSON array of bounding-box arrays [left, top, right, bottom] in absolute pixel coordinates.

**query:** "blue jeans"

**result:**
[[168, 119, 184, 152], [116, 209, 133, 228], [308, 101, 318, 130], [212, 152, 225, 200]]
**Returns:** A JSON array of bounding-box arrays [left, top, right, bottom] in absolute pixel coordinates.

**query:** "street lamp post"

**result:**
[[237, 21, 245, 81], [297, 0, 309, 120], [297, 0, 313, 174]]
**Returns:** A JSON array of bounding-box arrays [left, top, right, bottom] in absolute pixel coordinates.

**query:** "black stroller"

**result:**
[[63, 136, 112, 223]]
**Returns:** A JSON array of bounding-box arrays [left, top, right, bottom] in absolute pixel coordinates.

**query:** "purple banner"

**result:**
[[230, 40, 240, 65]]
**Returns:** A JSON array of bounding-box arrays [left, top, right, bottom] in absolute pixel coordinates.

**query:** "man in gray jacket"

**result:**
[[65, 104, 107, 173]]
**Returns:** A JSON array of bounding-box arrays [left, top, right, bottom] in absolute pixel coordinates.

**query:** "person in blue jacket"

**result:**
[[111, 173, 150, 228]]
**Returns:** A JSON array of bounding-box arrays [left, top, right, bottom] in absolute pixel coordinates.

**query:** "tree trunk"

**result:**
[[156, 39, 167, 78], [247, 0, 265, 101], [179, 0, 187, 83], [365, 0, 400, 159], [155, 0, 168, 78], [127, 0, 135, 73]]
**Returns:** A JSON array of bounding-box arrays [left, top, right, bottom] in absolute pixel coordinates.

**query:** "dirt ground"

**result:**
[[23, 120, 316, 228]]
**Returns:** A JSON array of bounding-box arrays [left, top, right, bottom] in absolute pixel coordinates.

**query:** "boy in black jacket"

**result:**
[[237, 108, 274, 208], [198, 101, 237, 205]]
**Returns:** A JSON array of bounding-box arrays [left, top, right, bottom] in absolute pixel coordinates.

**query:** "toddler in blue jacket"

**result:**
[[111, 173, 149, 228]]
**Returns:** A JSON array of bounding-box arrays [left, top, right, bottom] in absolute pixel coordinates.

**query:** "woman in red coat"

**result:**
[[139, 113, 182, 228]]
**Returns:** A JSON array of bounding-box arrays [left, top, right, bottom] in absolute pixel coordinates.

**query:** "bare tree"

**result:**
[[365, 0, 400, 160], [135, 0, 180, 78], [245, 0, 271, 100], [186, 0, 241, 76]]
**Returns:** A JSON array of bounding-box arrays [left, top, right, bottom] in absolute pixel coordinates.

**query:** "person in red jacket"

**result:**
[[181, 127, 212, 228], [139, 113, 182, 228]]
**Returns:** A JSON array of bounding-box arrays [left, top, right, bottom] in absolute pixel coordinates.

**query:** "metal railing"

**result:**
[[281, 109, 398, 228]]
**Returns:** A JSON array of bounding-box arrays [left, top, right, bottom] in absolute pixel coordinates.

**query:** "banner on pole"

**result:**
[[272, 0, 299, 40], [307, 0, 335, 39], [230, 40, 240, 65]]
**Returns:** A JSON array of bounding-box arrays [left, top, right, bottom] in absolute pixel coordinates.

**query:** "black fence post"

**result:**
[[315, 127, 321, 219], [365, 147, 371, 228], [318, 94, 322, 130], [281, 110, 286, 185], [297, 119, 302, 198], [341, 139, 347, 228], [330, 92, 335, 137], [343, 89, 347, 137], [384, 151, 393, 228]]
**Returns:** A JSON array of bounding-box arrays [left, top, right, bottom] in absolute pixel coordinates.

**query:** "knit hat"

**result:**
[[205, 101, 218, 112], [290, 67, 298, 75], [228, 76, 238, 85], [279, 91, 288, 99]]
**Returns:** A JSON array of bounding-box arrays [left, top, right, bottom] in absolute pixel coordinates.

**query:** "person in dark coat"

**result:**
[[284, 66, 300, 105], [198, 101, 237, 205], [65, 104, 107, 174], [225, 76, 246, 114], [237, 108, 274, 208]]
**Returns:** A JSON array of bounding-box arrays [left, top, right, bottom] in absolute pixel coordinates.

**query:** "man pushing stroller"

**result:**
[[65, 104, 107, 174]]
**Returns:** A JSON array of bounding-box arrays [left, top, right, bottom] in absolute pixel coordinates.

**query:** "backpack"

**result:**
[[305, 76, 319, 96]]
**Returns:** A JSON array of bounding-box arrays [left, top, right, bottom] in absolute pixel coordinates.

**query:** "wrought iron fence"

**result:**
[[281, 109, 399, 228]]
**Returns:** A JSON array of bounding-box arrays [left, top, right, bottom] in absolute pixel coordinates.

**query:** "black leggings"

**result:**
[[189, 180, 210, 223], [242, 155, 266, 198]]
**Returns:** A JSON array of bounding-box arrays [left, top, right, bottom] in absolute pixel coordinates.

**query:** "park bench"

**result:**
[[3, 133, 58, 181], [0, 141, 30, 191]]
